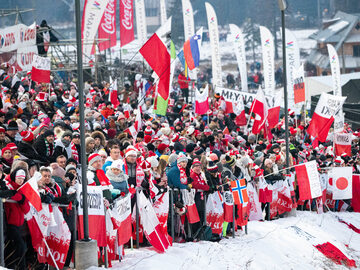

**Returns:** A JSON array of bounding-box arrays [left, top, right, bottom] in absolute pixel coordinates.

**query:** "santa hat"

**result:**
[[49, 92, 57, 102], [63, 90, 70, 96], [172, 133, 180, 143], [21, 130, 34, 142], [88, 153, 101, 166], [158, 143, 169, 152], [125, 146, 137, 158], [1, 147, 11, 156], [0, 127, 5, 133], [38, 111, 47, 120], [7, 143, 17, 151], [192, 158, 201, 167], [334, 156, 343, 164], [204, 126, 212, 136], [144, 126, 153, 136], [288, 109, 295, 116]]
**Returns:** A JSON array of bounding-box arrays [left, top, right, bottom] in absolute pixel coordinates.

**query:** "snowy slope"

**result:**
[[90, 211, 360, 270]]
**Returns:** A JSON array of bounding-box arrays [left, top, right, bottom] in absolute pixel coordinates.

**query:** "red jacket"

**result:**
[[190, 171, 209, 192], [178, 73, 190, 89], [5, 180, 30, 227]]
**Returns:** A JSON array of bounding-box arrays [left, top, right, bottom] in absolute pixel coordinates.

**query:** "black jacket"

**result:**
[[17, 141, 48, 163]]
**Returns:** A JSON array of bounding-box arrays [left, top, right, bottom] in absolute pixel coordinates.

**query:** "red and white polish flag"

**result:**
[[181, 189, 200, 224], [331, 167, 352, 200], [334, 133, 352, 156], [267, 90, 283, 129], [206, 192, 224, 235], [31, 55, 50, 83], [137, 191, 169, 253], [195, 84, 209, 115], [18, 172, 42, 212], [307, 92, 346, 142], [233, 96, 247, 126], [223, 190, 234, 222], [109, 194, 132, 245], [295, 160, 322, 200]]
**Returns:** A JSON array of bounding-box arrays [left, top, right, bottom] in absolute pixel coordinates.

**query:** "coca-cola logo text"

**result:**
[[101, 0, 116, 34], [121, 0, 133, 30]]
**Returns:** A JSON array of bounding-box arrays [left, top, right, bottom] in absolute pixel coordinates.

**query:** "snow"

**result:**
[[89, 211, 360, 270], [328, 21, 350, 33]]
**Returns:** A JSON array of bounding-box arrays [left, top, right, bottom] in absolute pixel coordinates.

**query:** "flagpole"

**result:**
[[245, 98, 256, 134], [43, 238, 59, 270]]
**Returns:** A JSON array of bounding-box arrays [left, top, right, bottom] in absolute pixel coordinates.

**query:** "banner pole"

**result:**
[[43, 238, 59, 270]]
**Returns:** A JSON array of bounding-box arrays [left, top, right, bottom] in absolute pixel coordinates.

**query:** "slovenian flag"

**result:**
[[183, 34, 200, 70]]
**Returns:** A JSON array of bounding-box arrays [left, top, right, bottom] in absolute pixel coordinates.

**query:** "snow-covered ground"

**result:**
[[91, 211, 360, 270]]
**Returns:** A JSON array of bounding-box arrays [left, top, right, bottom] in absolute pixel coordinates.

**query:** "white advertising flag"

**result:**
[[205, 2, 222, 90], [135, 0, 148, 47], [159, 0, 167, 26], [260, 26, 275, 98], [229, 24, 248, 92]]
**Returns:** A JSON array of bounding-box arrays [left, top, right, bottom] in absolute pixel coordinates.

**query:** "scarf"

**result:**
[[178, 163, 187, 185], [45, 138, 54, 156], [70, 142, 79, 162]]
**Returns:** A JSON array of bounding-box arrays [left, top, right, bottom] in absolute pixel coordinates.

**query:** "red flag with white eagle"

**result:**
[[195, 85, 209, 115], [331, 167, 352, 200], [140, 18, 171, 102], [307, 92, 346, 142], [18, 172, 42, 212], [206, 192, 224, 234], [31, 55, 50, 83], [334, 133, 352, 156], [137, 191, 169, 253], [295, 161, 322, 200]]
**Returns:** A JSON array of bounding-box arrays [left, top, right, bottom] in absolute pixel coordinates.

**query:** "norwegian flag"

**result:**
[[230, 179, 249, 205]]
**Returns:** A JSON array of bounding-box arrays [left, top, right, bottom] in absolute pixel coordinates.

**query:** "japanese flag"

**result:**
[[295, 161, 322, 200], [331, 167, 352, 200]]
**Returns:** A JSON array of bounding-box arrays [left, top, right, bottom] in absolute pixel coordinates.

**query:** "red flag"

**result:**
[[206, 192, 224, 234], [295, 161, 322, 200], [109, 88, 120, 108], [139, 20, 171, 100], [18, 175, 42, 212], [250, 90, 268, 134], [195, 85, 209, 115], [31, 55, 50, 83], [181, 190, 200, 224], [334, 133, 352, 156], [352, 175, 360, 212], [138, 191, 169, 253], [98, 0, 117, 52], [120, 0, 135, 47], [223, 191, 234, 222], [267, 91, 283, 129]]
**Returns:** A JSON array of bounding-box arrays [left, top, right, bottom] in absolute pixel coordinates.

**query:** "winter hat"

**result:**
[[186, 126, 195, 136], [288, 109, 295, 116], [1, 147, 11, 156], [264, 159, 273, 167], [21, 130, 34, 142], [107, 128, 117, 139], [15, 169, 26, 179], [192, 158, 201, 167], [0, 127, 5, 133], [62, 130, 73, 139], [147, 156, 159, 168], [144, 126, 153, 136], [65, 164, 77, 173], [125, 146, 137, 158], [7, 143, 17, 151], [171, 133, 180, 143], [141, 159, 151, 172], [160, 127, 171, 136], [16, 119, 27, 132], [158, 143, 169, 152], [7, 120, 18, 131], [110, 160, 123, 170], [50, 163, 66, 179], [209, 153, 219, 162], [43, 129, 55, 138], [98, 149, 108, 157], [225, 155, 236, 167], [195, 147, 205, 156], [177, 153, 188, 163], [168, 153, 178, 165], [186, 143, 196, 153], [334, 156, 343, 164], [144, 135, 152, 144], [204, 126, 212, 136], [117, 112, 125, 121], [207, 161, 218, 172], [88, 153, 101, 166]]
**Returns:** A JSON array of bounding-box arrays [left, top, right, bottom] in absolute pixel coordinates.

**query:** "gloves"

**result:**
[[187, 177, 194, 184], [0, 189, 17, 198], [141, 180, 149, 189], [41, 193, 54, 204]]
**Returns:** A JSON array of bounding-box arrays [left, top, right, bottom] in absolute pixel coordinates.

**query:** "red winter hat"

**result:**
[[144, 135, 152, 144], [144, 126, 153, 136], [107, 128, 116, 139], [192, 158, 201, 167], [0, 127, 5, 133], [7, 142, 17, 150], [88, 153, 101, 166], [158, 143, 169, 152], [21, 130, 34, 142], [172, 133, 180, 142], [289, 127, 297, 135]]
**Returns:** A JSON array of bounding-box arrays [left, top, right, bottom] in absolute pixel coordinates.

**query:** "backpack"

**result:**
[[194, 225, 213, 241]]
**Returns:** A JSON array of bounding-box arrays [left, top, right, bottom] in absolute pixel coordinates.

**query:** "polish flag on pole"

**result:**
[[331, 167, 352, 200], [125, 106, 143, 139], [251, 89, 268, 134], [140, 18, 172, 102], [223, 191, 234, 222], [267, 90, 283, 129], [233, 96, 246, 126], [181, 189, 200, 224], [137, 191, 170, 253], [295, 161, 322, 200], [18, 172, 42, 212], [334, 133, 352, 156], [113, 194, 132, 245], [307, 92, 346, 142], [195, 84, 209, 115], [109, 77, 120, 108], [31, 55, 50, 83]]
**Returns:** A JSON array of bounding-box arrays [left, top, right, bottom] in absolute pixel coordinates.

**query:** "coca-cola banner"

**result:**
[[120, 0, 135, 47], [98, 0, 117, 52]]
